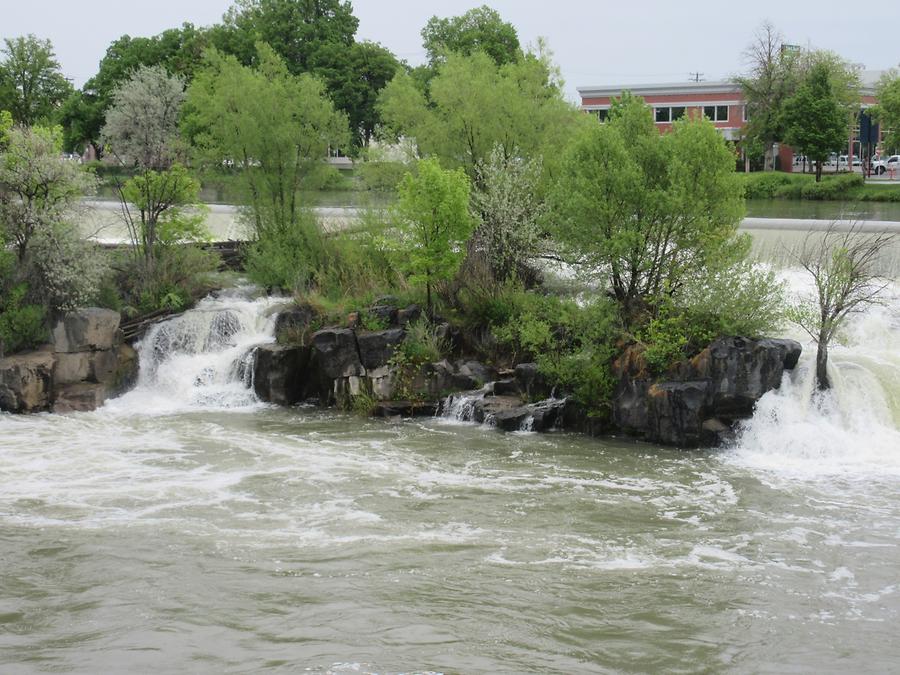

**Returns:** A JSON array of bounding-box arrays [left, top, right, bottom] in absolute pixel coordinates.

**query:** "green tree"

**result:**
[[378, 50, 582, 183], [470, 144, 546, 284], [781, 63, 848, 181], [422, 5, 521, 67], [549, 94, 747, 325], [873, 69, 900, 153], [736, 22, 800, 171], [185, 44, 349, 237], [394, 158, 473, 317], [61, 24, 210, 154], [0, 36, 73, 126], [0, 125, 105, 314], [788, 225, 896, 390]]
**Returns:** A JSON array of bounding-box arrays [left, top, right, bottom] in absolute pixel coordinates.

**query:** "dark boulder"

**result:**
[[364, 304, 398, 327], [310, 329, 364, 379], [396, 304, 422, 327], [372, 400, 440, 418], [514, 363, 552, 400], [274, 303, 318, 344], [646, 380, 710, 447], [253, 344, 311, 405], [0, 350, 55, 413], [356, 329, 405, 370]]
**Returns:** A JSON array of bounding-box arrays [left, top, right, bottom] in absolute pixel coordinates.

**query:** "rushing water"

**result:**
[[2, 252, 900, 672]]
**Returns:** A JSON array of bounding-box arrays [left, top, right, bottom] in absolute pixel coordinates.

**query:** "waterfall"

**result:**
[[440, 386, 493, 423], [729, 272, 900, 475], [106, 288, 278, 414]]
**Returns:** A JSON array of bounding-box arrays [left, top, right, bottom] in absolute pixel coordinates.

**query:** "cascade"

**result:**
[[106, 288, 278, 414]]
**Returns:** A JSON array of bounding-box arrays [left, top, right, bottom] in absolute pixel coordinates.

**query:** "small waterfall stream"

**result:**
[[107, 288, 279, 414]]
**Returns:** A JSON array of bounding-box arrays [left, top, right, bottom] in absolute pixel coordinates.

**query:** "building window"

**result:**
[[704, 105, 729, 122], [655, 107, 671, 123], [596, 109, 609, 122], [742, 105, 748, 122], [672, 106, 686, 121]]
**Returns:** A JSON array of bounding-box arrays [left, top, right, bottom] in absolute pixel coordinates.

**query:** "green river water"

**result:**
[[2, 224, 899, 673]]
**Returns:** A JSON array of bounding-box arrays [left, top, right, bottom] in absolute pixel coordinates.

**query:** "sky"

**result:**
[[3, 0, 899, 102]]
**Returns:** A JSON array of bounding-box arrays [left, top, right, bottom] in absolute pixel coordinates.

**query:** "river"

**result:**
[[1, 235, 899, 672]]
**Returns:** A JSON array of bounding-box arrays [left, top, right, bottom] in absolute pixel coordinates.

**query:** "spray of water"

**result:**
[[105, 288, 280, 415]]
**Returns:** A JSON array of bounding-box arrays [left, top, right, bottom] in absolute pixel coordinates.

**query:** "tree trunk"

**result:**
[[815, 161, 822, 182], [815, 337, 830, 390]]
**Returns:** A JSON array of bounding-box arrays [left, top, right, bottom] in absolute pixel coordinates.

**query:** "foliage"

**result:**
[[422, 5, 521, 67], [735, 22, 801, 171], [26, 224, 108, 312], [212, 0, 396, 148], [0, 283, 46, 356], [781, 63, 849, 181], [470, 144, 546, 284], [393, 158, 473, 316], [356, 160, 409, 191], [0, 125, 98, 263], [549, 94, 747, 325], [741, 171, 806, 199], [62, 24, 210, 153], [487, 289, 620, 413], [800, 172, 863, 199], [244, 209, 326, 292], [788, 224, 897, 389], [185, 44, 349, 237], [119, 165, 207, 261], [378, 50, 583, 181], [873, 70, 900, 153], [398, 318, 449, 365], [101, 65, 186, 170], [0, 35, 72, 126]]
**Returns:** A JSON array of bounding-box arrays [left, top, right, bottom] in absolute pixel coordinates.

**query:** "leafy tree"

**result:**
[[548, 94, 746, 325], [311, 40, 400, 147], [470, 144, 546, 284], [736, 22, 800, 171], [788, 224, 897, 390], [781, 63, 848, 182], [378, 50, 582, 183], [873, 69, 900, 153], [101, 65, 185, 170], [0, 125, 97, 263], [0, 125, 105, 314], [394, 158, 473, 317], [0, 36, 72, 126], [213, 0, 358, 72], [185, 44, 349, 237], [422, 5, 521, 67], [63, 24, 210, 153]]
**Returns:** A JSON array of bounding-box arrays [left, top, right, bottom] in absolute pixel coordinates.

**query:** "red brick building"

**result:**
[[577, 75, 883, 170]]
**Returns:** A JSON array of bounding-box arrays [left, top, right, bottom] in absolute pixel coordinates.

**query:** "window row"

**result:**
[[593, 105, 738, 124], [653, 105, 731, 123]]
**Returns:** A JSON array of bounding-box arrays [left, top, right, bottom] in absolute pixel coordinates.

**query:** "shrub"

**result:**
[[0, 284, 47, 356], [742, 172, 808, 199], [356, 161, 409, 191], [244, 210, 327, 292], [801, 173, 864, 200], [399, 318, 449, 364]]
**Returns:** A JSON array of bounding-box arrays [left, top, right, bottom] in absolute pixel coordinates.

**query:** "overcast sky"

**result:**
[[3, 0, 899, 101]]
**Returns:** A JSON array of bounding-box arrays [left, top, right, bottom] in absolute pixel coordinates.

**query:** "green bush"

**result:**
[[399, 318, 449, 364], [742, 172, 809, 199], [801, 173, 864, 200], [0, 284, 47, 356], [357, 161, 409, 192], [245, 210, 327, 292]]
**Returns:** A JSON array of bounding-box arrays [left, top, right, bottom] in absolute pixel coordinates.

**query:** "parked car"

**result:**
[[873, 155, 900, 175]]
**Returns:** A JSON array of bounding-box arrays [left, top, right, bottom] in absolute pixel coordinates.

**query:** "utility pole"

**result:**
[[689, 72, 705, 83]]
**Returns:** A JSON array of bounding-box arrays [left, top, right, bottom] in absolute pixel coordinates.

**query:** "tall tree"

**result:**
[[394, 158, 473, 318], [185, 44, 349, 236], [378, 50, 583, 183], [735, 22, 800, 171], [873, 69, 900, 153], [788, 225, 897, 390], [101, 66, 204, 270], [548, 94, 746, 324], [0, 36, 72, 126], [422, 5, 521, 67], [781, 63, 848, 182], [62, 24, 210, 153]]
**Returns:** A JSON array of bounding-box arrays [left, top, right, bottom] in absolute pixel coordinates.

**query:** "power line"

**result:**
[[688, 71, 705, 82]]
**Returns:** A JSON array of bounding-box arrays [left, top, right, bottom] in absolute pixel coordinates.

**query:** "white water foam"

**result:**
[[727, 272, 900, 478], [105, 287, 280, 415]]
